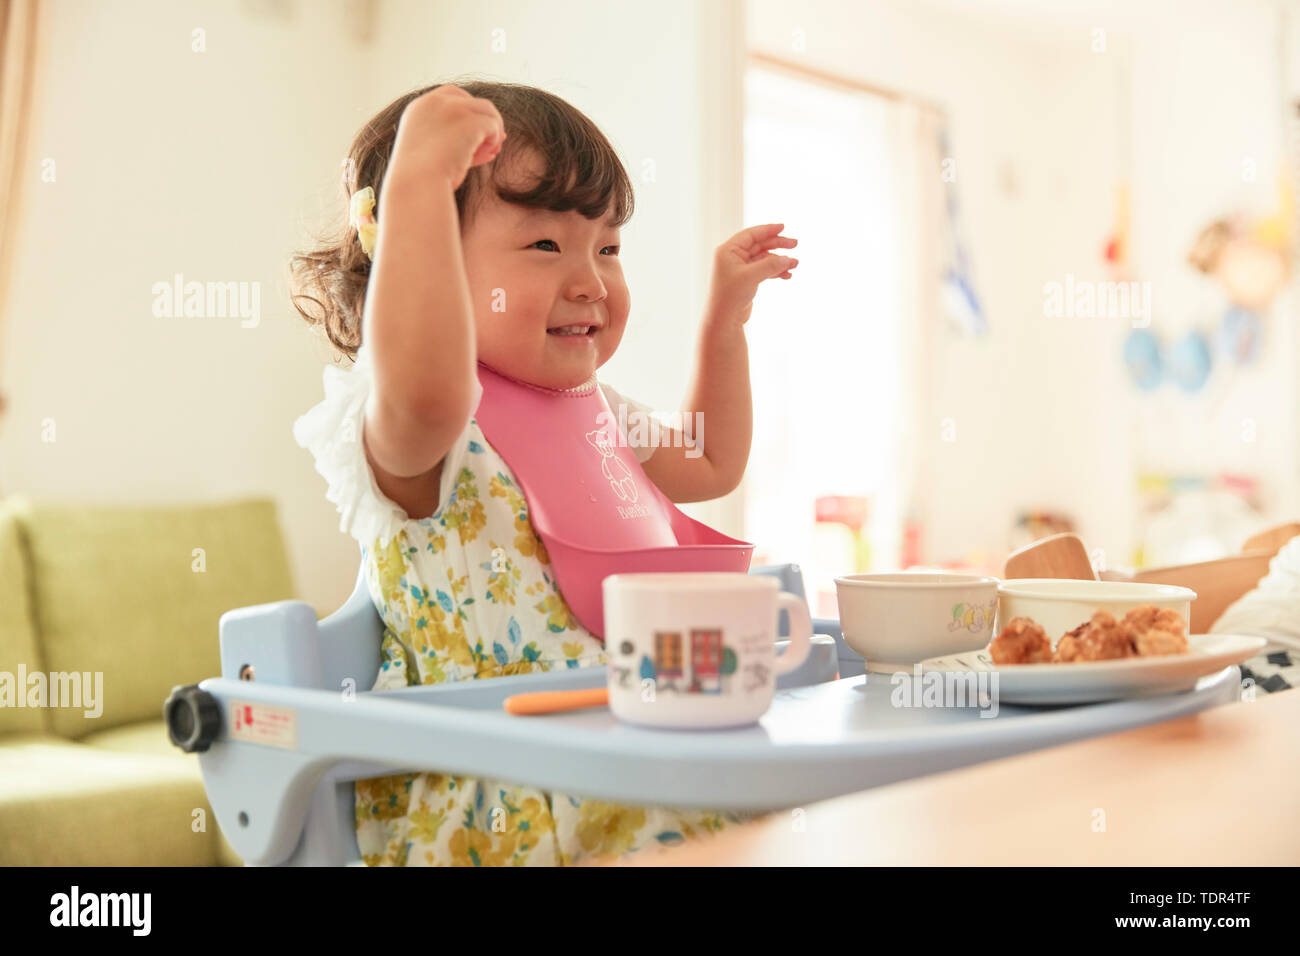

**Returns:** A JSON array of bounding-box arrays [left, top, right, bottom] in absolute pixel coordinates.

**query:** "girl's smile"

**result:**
[[546, 320, 601, 343]]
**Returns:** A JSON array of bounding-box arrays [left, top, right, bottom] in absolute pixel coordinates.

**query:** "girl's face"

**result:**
[[461, 151, 629, 390]]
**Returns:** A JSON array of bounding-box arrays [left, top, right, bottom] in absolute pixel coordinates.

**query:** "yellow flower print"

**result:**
[[424, 773, 455, 797], [574, 801, 647, 858], [415, 603, 476, 669], [483, 539, 522, 605], [449, 827, 496, 867], [419, 658, 449, 684], [513, 512, 550, 564], [492, 829, 520, 863], [562, 641, 587, 662], [354, 772, 415, 824], [490, 473, 550, 564], [446, 567, 469, 598], [482, 657, 549, 679], [408, 797, 446, 845], [371, 536, 409, 607], [534, 592, 578, 633], [514, 796, 556, 840], [488, 473, 525, 512], [441, 467, 486, 545]]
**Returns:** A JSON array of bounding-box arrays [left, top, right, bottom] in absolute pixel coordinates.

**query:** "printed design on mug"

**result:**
[[636, 629, 739, 695], [947, 597, 998, 633], [585, 429, 638, 503]]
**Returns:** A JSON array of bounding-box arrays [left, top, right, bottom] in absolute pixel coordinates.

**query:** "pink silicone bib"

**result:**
[[473, 362, 753, 639]]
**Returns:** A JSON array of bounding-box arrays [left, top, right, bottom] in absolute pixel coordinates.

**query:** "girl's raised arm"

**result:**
[[360, 87, 505, 514]]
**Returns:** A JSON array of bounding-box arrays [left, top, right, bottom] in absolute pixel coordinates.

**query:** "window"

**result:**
[[743, 62, 934, 616]]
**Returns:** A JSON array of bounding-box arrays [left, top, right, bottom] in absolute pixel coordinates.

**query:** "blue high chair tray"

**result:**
[[169, 563, 1242, 865]]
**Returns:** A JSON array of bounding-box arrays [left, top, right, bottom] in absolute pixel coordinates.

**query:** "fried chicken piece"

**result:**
[[989, 616, 1053, 664], [1121, 604, 1189, 656], [1052, 610, 1136, 662], [1052, 622, 1088, 663]]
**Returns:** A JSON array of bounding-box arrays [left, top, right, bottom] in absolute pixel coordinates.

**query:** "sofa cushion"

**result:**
[[12, 496, 295, 740], [0, 500, 50, 736], [80, 720, 244, 866], [0, 734, 217, 865]]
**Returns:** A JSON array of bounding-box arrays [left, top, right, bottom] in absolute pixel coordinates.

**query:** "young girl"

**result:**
[[288, 80, 799, 866]]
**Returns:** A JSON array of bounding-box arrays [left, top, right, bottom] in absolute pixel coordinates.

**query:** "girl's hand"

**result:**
[[703, 223, 799, 329], [389, 84, 507, 191]]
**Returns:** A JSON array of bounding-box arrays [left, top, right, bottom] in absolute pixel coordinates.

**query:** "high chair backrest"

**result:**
[[316, 557, 385, 693]]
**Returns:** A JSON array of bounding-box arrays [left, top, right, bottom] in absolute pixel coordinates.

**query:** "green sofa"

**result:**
[[0, 495, 298, 866]]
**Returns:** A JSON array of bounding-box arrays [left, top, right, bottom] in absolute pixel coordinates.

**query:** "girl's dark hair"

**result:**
[[289, 79, 635, 363]]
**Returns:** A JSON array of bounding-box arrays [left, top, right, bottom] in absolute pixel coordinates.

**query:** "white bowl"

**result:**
[[995, 578, 1197, 649], [834, 572, 1000, 672]]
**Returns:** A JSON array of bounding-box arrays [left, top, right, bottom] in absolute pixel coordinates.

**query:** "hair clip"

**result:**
[[349, 186, 377, 259]]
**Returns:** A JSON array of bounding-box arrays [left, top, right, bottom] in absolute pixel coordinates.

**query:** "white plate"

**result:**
[[915, 634, 1268, 705]]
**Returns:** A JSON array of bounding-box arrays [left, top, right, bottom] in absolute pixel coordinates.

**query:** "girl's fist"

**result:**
[[391, 84, 507, 190]]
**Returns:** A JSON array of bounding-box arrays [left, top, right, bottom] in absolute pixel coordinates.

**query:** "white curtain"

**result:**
[[0, 0, 43, 430]]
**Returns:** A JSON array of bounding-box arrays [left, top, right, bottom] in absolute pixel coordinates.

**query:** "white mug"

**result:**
[[601, 572, 813, 729]]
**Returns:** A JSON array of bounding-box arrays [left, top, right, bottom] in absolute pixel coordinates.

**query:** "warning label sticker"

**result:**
[[229, 700, 298, 750]]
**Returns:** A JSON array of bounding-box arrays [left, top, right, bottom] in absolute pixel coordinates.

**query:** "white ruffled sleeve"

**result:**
[[292, 342, 481, 551], [1210, 534, 1300, 651], [598, 382, 661, 464]]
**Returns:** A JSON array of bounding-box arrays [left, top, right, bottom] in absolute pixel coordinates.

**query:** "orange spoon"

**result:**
[[503, 687, 610, 715]]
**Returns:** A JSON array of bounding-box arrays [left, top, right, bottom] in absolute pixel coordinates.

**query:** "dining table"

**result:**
[[596, 687, 1300, 865]]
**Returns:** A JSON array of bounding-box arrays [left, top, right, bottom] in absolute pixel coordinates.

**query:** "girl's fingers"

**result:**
[[732, 223, 786, 249], [744, 252, 798, 282], [731, 236, 798, 266], [739, 232, 797, 259]]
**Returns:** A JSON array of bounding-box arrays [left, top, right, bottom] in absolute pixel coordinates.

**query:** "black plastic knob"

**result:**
[[165, 685, 222, 753]]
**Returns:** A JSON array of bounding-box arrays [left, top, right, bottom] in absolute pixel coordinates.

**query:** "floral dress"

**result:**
[[293, 343, 766, 866]]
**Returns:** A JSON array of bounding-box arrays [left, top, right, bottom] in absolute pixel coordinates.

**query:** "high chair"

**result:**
[[166, 559, 853, 866]]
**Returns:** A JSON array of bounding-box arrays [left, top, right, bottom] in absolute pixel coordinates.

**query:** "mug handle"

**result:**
[[773, 593, 813, 676]]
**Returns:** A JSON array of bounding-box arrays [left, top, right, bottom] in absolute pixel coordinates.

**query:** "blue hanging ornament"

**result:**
[[1166, 330, 1212, 393], [1123, 328, 1163, 390]]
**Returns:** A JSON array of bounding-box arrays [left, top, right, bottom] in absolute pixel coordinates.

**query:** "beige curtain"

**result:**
[[0, 0, 42, 425], [887, 101, 944, 568]]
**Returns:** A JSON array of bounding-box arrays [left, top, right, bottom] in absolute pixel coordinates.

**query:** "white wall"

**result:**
[[1125, 0, 1298, 550], [0, 0, 373, 614]]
